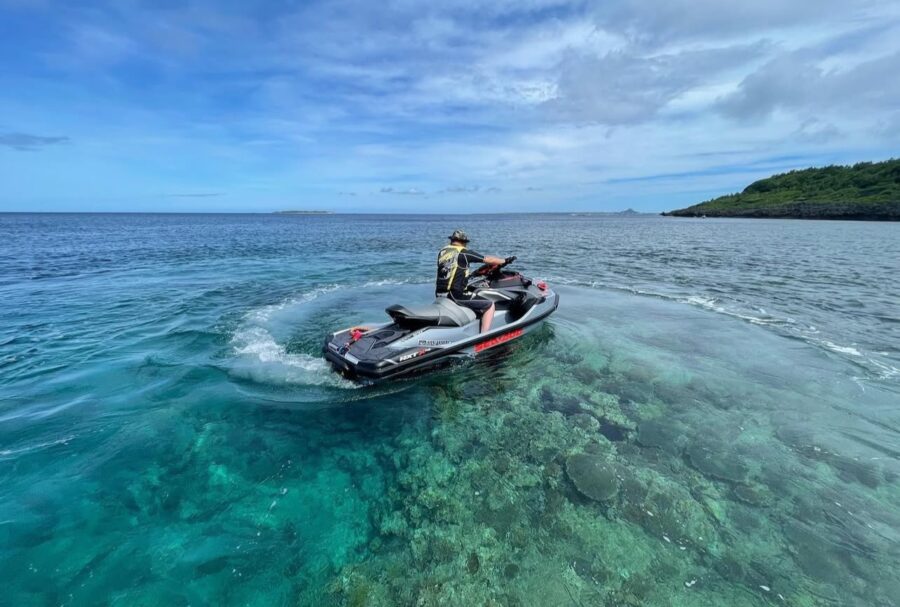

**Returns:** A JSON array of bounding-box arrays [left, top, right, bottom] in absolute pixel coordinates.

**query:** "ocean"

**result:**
[[1, 213, 898, 606]]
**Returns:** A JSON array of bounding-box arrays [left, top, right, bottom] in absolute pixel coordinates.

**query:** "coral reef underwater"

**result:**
[[321, 330, 899, 607], [3, 290, 898, 607]]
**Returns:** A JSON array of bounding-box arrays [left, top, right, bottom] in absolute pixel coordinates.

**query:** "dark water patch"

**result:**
[[466, 552, 480, 575], [782, 520, 847, 584], [837, 428, 900, 461], [732, 483, 773, 507], [831, 455, 883, 489], [566, 453, 619, 502], [686, 441, 750, 483], [540, 386, 582, 415], [636, 418, 687, 455], [598, 419, 629, 442]]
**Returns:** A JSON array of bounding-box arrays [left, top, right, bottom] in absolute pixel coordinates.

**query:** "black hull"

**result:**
[[324, 292, 559, 383]]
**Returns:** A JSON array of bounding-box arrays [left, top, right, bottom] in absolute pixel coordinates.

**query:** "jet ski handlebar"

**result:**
[[474, 255, 517, 276]]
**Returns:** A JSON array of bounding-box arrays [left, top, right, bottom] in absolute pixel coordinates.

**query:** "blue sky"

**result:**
[[1, 0, 899, 213]]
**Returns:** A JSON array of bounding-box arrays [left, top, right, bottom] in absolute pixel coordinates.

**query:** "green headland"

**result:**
[[664, 158, 900, 220]]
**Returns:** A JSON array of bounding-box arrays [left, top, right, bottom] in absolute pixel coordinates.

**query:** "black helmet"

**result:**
[[448, 229, 469, 243]]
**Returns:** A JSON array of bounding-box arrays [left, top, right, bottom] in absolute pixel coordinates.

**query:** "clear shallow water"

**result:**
[[1, 213, 898, 606]]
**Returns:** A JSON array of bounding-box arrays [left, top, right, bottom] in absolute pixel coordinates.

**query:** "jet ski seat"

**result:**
[[386, 297, 477, 327]]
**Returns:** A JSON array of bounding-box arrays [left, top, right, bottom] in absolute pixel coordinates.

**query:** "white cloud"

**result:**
[[589, 0, 868, 43], [5, 0, 900, 211], [717, 50, 900, 122], [545, 43, 766, 124]]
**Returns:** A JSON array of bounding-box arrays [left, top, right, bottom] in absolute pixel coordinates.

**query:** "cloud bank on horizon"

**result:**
[[0, 0, 898, 212]]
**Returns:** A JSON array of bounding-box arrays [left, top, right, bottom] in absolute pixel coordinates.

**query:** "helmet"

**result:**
[[448, 229, 469, 243]]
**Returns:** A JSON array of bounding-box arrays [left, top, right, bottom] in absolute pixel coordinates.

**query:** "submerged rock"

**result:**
[[598, 419, 629, 442], [830, 454, 883, 489], [686, 442, 749, 483], [466, 552, 480, 575], [571, 413, 600, 433], [732, 483, 772, 507], [635, 419, 686, 455], [503, 562, 520, 579], [572, 364, 601, 385], [566, 453, 619, 502], [540, 386, 582, 416], [782, 521, 845, 583]]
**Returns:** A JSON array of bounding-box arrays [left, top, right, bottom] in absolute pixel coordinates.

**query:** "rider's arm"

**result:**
[[463, 250, 505, 266]]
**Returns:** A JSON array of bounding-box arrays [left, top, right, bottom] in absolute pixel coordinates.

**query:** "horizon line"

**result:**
[[0, 210, 661, 216]]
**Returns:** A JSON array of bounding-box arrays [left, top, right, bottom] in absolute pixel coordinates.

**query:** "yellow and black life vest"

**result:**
[[436, 244, 466, 295]]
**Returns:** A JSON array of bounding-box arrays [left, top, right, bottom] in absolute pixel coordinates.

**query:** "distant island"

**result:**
[[663, 159, 900, 220], [273, 210, 333, 214], [570, 208, 648, 216]]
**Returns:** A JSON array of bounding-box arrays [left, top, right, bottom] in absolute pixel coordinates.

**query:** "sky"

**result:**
[[1, 0, 899, 213]]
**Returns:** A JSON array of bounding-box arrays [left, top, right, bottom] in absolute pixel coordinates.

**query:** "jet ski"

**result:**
[[323, 257, 559, 382]]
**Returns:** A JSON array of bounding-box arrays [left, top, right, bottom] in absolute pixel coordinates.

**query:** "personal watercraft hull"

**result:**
[[323, 271, 558, 383]]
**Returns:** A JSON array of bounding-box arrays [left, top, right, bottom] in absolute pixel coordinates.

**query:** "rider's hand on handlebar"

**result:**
[[504, 256, 517, 265]]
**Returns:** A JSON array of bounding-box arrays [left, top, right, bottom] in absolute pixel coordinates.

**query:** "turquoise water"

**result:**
[[1, 213, 898, 606]]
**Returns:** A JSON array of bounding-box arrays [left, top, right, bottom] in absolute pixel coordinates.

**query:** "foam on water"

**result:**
[[229, 285, 354, 388], [820, 340, 863, 357], [227, 279, 418, 389], [0, 435, 74, 459], [230, 325, 342, 386]]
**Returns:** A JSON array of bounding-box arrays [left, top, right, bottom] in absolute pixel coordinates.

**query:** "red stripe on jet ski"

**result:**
[[474, 328, 524, 353]]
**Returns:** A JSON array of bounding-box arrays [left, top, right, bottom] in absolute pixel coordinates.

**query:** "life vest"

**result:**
[[436, 244, 466, 295]]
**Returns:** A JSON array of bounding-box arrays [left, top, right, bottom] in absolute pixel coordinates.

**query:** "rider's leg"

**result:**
[[481, 303, 495, 333]]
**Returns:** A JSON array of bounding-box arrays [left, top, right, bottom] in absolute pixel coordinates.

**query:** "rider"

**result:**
[[436, 230, 509, 333]]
